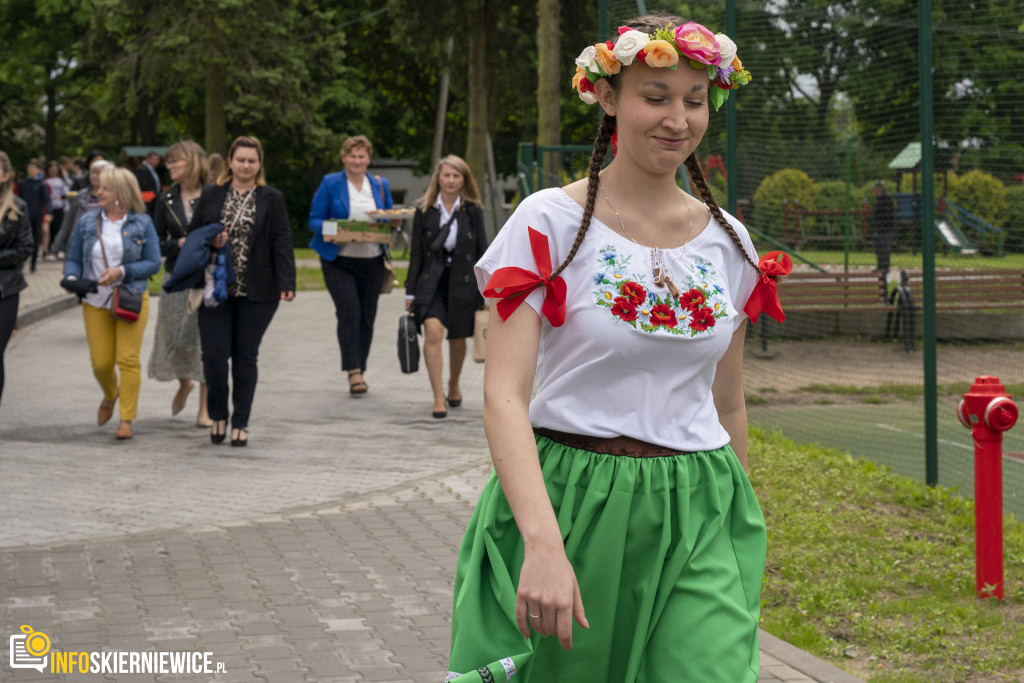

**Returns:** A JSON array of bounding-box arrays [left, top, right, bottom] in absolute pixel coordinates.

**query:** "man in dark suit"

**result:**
[[134, 151, 163, 215]]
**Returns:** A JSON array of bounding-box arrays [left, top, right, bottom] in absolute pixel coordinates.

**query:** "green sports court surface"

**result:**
[[748, 401, 1024, 520]]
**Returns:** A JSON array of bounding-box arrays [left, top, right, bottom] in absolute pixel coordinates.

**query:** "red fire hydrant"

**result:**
[[957, 376, 1019, 600]]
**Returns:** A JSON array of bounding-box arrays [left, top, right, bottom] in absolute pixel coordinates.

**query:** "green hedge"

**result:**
[[751, 167, 1023, 253]]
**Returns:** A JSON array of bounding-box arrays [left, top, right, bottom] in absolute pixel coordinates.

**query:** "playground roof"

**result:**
[[888, 142, 921, 170], [122, 146, 168, 157]]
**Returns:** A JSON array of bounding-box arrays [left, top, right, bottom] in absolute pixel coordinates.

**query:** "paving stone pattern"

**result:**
[[2, 281, 862, 682]]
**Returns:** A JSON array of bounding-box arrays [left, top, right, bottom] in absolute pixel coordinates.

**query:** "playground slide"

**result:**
[[935, 217, 978, 255]]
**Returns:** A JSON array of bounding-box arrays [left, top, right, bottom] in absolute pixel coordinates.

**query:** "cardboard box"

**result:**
[[322, 220, 391, 244]]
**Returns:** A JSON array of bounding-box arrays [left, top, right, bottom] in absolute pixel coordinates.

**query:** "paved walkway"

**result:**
[[2, 266, 863, 683]]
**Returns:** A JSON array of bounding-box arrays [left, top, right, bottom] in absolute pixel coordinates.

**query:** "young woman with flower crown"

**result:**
[[445, 15, 789, 683]]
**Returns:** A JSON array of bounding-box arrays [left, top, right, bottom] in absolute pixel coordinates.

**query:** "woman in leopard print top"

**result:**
[[188, 136, 296, 447]]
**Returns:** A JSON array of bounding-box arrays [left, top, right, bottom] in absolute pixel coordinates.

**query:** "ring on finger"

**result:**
[[528, 612, 539, 619]]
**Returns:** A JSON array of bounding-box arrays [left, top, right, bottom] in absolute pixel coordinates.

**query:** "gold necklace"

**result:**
[[599, 184, 694, 298], [599, 184, 694, 249]]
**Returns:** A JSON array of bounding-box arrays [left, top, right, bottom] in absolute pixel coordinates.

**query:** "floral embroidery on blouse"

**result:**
[[594, 245, 729, 336]]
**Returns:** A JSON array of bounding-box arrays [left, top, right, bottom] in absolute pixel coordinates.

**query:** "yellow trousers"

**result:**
[[82, 293, 150, 421]]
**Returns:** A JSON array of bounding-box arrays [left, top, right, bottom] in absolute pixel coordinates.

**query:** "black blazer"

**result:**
[[134, 164, 161, 214], [188, 183, 296, 302], [153, 184, 196, 274], [406, 202, 488, 325], [0, 198, 34, 299]]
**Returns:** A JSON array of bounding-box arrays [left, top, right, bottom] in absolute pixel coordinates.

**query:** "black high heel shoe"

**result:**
[[210, 420, 227, 444], [446, 395, 462, 408], [231, 428, 248, 447], [433, 398, 447, 419]]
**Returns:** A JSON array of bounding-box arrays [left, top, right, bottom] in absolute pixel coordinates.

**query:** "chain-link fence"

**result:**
[[587, 1, 1024, 517]]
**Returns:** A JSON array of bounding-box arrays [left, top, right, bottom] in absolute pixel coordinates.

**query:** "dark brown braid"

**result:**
[[684, 153, 760, 274], [551, 113, 617, 279]]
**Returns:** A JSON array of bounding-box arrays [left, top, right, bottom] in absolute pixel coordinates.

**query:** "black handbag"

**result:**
[[398, 312, 419, 374]]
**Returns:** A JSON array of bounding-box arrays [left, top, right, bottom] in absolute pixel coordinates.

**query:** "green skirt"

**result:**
[[446, 435, 766, 683]]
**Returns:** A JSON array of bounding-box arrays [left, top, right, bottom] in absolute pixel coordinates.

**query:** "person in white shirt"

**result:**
[[405, 155, 488, 418], [43, 161, 70, 257], [63, 167, 161, 440], [445, 15, 785, 683], [307, 136, 397, 396]]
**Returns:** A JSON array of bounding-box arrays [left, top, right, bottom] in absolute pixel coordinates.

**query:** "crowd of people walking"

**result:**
[[2, 133, 488, 438]]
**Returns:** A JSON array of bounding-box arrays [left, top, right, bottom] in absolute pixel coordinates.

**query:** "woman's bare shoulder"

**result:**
[[561, 178, 590, 208]]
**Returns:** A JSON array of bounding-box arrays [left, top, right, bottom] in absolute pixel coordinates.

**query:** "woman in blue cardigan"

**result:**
[[64, 167, 161, 439], [308, 135, 395, 396]]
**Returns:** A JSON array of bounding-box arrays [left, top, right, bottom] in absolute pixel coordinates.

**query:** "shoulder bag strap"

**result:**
[[428, 211, 459, 254], [95, 212, 110, 270]]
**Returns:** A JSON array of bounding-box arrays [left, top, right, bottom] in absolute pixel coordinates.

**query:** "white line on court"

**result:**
[[875, 423, 973, 451]]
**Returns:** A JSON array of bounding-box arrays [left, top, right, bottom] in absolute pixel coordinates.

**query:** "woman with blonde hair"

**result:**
[[207, 153, 225, 185], [64, 167, 161, 439], [0, 151, 35, 405], [405, 154, 488, 417], [148, 140, 211, 425]]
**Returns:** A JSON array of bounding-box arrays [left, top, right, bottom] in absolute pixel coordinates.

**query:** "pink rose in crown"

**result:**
[[674, 23, 721, 66]]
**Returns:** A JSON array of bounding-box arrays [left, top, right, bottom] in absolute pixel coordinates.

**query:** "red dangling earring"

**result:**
[[610, 128, 618, 158]]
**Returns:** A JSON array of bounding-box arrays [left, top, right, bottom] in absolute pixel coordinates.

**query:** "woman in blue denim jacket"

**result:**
[[64, 167, 161, 440]]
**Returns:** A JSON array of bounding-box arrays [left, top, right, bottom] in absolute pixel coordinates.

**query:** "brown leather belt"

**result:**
[[534, 427, 688, 458]]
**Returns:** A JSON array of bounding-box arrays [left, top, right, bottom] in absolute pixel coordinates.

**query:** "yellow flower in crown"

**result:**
[[594, 43, 621, 76], [641, 40, 679, 68]]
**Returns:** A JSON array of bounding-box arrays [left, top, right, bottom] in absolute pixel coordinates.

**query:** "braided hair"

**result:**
[[684, 154, 759, 272], [552, 15, 761, 280], [551, 114, 616, 279]]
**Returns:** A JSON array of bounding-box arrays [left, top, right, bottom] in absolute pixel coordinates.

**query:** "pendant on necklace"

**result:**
[[651, 247, 681, 299]]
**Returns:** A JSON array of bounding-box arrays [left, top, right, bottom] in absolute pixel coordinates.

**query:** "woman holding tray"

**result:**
[[308, 135, 396, 396], [405, 155, 488, 418]]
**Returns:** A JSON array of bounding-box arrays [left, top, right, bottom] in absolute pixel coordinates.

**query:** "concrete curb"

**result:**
[[759, 630, 866, 683], [14, 292, 78, 329]]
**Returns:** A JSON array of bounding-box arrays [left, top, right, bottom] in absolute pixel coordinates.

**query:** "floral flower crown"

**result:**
[[572, 22, 752, 111]]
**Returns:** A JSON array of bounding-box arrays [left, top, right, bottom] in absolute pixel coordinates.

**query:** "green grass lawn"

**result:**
[[751, 425, 1024, 682], [784, 249, 1022, 270], [150, 251, 408, 295]]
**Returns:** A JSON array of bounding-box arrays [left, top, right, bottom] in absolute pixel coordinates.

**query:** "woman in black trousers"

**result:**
[[188, 136, 296, 447], [308, 136, 397, 396], [405, 155, 488, 418], [0, 151, 35, 405]]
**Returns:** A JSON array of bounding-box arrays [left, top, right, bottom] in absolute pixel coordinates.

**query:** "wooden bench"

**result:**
[[779, 270, 890, 312], [901, 269, 1024, 311], [751, 270, 898, 354]]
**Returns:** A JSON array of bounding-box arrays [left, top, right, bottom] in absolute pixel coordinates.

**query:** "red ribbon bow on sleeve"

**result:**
[[743, 251, 793, 324], [483, 227, 567, 327]]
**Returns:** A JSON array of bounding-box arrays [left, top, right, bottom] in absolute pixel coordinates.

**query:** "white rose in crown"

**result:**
[[579, 90, 598, 104], [612, 30, 650, 66], [716, 34, 737, 67], [575, 45, 598, 72]]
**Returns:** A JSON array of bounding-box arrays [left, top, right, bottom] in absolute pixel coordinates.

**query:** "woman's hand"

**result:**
[[516, 538, 588, 651], [405, 298, 413, 311], [178, 237, 186, 247], [280, 291, 295, 302], [98, 267, 122, 286], [211, 229, 229, 249]]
